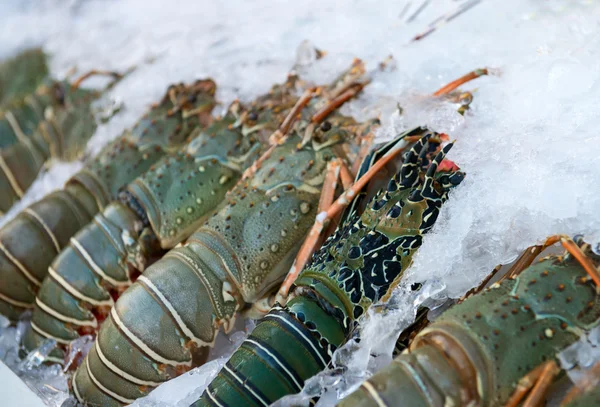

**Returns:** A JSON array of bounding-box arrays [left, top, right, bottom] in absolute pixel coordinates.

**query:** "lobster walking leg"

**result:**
[[505, 361, 559, 407]]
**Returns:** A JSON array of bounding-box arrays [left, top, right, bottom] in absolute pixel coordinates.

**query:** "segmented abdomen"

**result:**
[[0, 80, 216, 321], [197, 298, 343, 407]]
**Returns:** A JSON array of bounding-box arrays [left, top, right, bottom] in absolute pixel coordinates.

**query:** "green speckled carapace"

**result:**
[[339, 237, 600, 407]]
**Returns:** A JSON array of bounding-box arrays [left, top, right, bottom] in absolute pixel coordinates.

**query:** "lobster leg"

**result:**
[[276, 158, 346, 303], [505, 360, 560, 407]]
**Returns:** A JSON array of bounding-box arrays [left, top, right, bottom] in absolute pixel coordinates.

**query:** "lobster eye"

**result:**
[[320, 121, 332, 132], [248, 111, 259, 121], [54, 84, 66, 105]]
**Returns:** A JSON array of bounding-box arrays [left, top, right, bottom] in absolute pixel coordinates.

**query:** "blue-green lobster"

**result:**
[[192, 128, 465, 407], [0, 79, 217, 321], [21, 74, 304, 362], [70, 76, 377, 405], [338, 235, 600, 407]]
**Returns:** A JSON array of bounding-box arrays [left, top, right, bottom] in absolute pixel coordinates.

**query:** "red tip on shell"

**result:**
[[438, 159, 460, 172]]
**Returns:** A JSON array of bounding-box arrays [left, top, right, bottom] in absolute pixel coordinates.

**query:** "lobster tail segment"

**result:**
[[197, 296, 346, 407], [0, 182, 98, 321], [0, 80, 217, 322]]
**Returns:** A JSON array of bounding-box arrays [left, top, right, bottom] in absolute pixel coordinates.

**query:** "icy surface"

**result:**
[[0, 0, 599, 406]]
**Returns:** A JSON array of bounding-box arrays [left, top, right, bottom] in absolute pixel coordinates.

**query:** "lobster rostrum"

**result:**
[[0, 79, 217, 322], [338, 235, 600, 407], [0, 68, 127, 214], [21, 75, 303, 362], [0, 47, 49, 106], [71, 75, 376, 406], [193, 129, 465, 407]]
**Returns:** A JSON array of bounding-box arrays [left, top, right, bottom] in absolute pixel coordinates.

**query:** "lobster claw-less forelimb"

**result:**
[[71, 86, 374, 406], [339, 236, 600, 407], [193, 130, 464, 407], [0, 80, 217, 321], [21, 78, 301, 360]]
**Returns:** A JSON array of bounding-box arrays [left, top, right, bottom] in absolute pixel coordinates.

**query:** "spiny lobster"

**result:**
[[194, 127, 465, 407], [0, 47, 48, 106], [71, 74, 376, 406], [21, 74, 302, 362], [0, 79, 217, 322], [338, 235, 600, 407], [0, 68, 127, 214]]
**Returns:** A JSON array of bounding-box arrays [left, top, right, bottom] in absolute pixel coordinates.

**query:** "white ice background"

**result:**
[[1, 0, 600, 405]]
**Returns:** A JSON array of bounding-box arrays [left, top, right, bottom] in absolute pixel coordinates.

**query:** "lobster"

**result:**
[[21, 74, 303, 362], [192, 127, 465, 407], [0, 79, 217, 322], [188, 67, 490, 407], [0, 68, 128, 214], [0, 47, 49, 106], [70, 74, 377, 406], [338, 235, 600, 407]]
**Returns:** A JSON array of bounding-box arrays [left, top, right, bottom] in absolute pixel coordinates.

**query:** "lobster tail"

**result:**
[[197, 296, 345, 407], [0, 182, 98, 321], [22, 201, 144, 357], [72, 232, 242, 405]]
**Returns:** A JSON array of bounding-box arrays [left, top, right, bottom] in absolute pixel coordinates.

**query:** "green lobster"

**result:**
[[70, 79, 376, 406], [21, 75, 302, 362], [193, 129, 465, 407], [0, 47, 49, 106], [338, 235, 600, 407], [0, 79, 217, 322], [0, 68, 127, 214]]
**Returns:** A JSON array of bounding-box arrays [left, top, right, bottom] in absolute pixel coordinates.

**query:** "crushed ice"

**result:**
[[1, 0, 600, 406]]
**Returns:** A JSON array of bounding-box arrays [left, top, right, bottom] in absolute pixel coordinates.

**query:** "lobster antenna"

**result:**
[[433, 68, 488, 96], [311, 81, 366, 124], [72, 69, 123, 90]]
